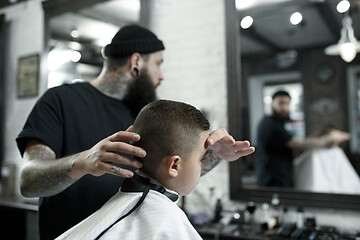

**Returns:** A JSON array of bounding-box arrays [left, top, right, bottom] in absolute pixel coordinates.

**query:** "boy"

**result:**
[[56, 100, 209, 239]]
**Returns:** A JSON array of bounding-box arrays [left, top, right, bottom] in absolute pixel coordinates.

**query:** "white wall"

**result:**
[[149, 0, 230, 216], [1, 0, 45, 196]]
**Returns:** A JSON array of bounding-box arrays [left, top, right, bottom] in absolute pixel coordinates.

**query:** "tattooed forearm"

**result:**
[[27, 143, 56, 160], [201, 149, 222, 176], [20, 141, 81, 197]]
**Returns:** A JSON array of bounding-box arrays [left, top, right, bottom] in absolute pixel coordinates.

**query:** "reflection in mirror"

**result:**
[[230, 0, 360, 209], [46, 0, 141, 88], [248, 72, 304, 145], [263, 82, 304, 139], [244, 78, 306, 189]]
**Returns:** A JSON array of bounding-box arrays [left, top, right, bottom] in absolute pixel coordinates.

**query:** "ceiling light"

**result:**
[[290, 12, 303, 25], [241, 16, 254, 29], [325, 15, 360, 63], [235, 0, 292, 11], [336, 0, 350, 13], [70, 29, 79, 38], [48, 49, 81, 70], [96, 38, 111, 48], [70, 51, 81, 62], [68, 41, 82, 51]]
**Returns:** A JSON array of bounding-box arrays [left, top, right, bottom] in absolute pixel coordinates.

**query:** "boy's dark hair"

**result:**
[[132, 100, 210, 174], [272, 90, 291, 100]]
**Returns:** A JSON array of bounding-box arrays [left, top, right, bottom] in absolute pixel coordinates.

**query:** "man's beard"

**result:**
[[271, 107, 290, 122], [123, 68, 157, 117]]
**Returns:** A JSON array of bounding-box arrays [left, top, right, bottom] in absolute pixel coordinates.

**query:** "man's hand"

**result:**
[[326, 129, 350, 148], [20, 126, 145, 197], [207, 128, 255, 162], [75, 126, 145, 179]]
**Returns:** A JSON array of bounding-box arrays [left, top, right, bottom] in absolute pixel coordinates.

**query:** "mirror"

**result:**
[[229, 0, 360, 210]]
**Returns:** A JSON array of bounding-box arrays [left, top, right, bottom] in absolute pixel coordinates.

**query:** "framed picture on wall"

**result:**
[[17, 54, 39, 97]]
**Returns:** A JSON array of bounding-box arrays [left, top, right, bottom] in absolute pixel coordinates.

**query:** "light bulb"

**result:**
[[70, 51, 81, 62], [290, 12, 302, 25], [337, 0, 350, 13], [241, 16, 254, 29], [340, 42, 356, 62], [71, 29, 79, 38]]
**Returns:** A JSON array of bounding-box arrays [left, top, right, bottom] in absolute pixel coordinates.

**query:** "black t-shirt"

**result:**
[[256, 115, 294, 188], [16, 82, 135, 240]]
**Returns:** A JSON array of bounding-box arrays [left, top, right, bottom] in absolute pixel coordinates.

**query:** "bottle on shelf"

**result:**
[[296, 207, 304, 229], [271, 193, 280, 227]]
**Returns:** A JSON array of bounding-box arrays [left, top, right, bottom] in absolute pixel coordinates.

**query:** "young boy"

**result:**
[[56, 100, 209, 239]]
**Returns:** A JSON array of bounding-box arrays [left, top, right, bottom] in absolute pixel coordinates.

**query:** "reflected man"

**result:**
[[256, 90, 350, 188]]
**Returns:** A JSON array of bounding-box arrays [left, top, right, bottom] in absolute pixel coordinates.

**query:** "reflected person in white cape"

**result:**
[[294, 146, 360, 194]]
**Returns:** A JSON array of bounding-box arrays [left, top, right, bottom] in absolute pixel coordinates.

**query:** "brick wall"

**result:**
[[149, 0, 232, 215], [1, 0, 45, 198]]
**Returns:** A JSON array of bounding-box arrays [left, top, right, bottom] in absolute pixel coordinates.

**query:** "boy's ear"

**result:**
[[167, 155, 181, 178]]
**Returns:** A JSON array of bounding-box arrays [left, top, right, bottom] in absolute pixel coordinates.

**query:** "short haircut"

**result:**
[[272, 90, 291, 100], [132, 100, 210, 174]]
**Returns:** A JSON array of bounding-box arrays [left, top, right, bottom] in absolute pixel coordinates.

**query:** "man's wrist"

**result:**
[[68, 152, 86, 180], [321, 134, 332, 147]]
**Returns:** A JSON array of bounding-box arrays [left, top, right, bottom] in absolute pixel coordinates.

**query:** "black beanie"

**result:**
[[104, 25, 165, 58], [272, 90, 291, 99]]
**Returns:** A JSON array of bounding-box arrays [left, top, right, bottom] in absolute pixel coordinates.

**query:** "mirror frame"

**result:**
[[229, 159, 360, 210], [0, 14, 6, 176], [225, 0, 360, 211]]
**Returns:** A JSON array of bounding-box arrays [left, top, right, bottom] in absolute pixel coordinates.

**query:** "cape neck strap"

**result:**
[[122, 173, 179, 202]]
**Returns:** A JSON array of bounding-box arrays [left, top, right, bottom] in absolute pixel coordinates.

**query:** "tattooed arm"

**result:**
[[200, 128, 255, 176], [201, 149, 222, 176], [20, 139, 81, 197], [20, 129, 145, 198]]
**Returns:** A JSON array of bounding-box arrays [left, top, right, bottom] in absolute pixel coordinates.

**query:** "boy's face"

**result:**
[[177, 131, 209, 196]]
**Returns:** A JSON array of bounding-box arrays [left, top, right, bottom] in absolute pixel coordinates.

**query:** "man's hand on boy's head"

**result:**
[[79, 126, 145, 178], [207, 128, 255, 162]]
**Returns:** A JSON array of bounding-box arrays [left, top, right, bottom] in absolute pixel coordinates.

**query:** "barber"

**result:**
[[256, 90, 349, 188], [17, 25, 255, 239]]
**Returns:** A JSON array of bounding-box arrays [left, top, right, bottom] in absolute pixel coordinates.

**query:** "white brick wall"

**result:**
[[1, 0, 45, 197], [150, 0, 227, 131], [148, 0, 231, 216]]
